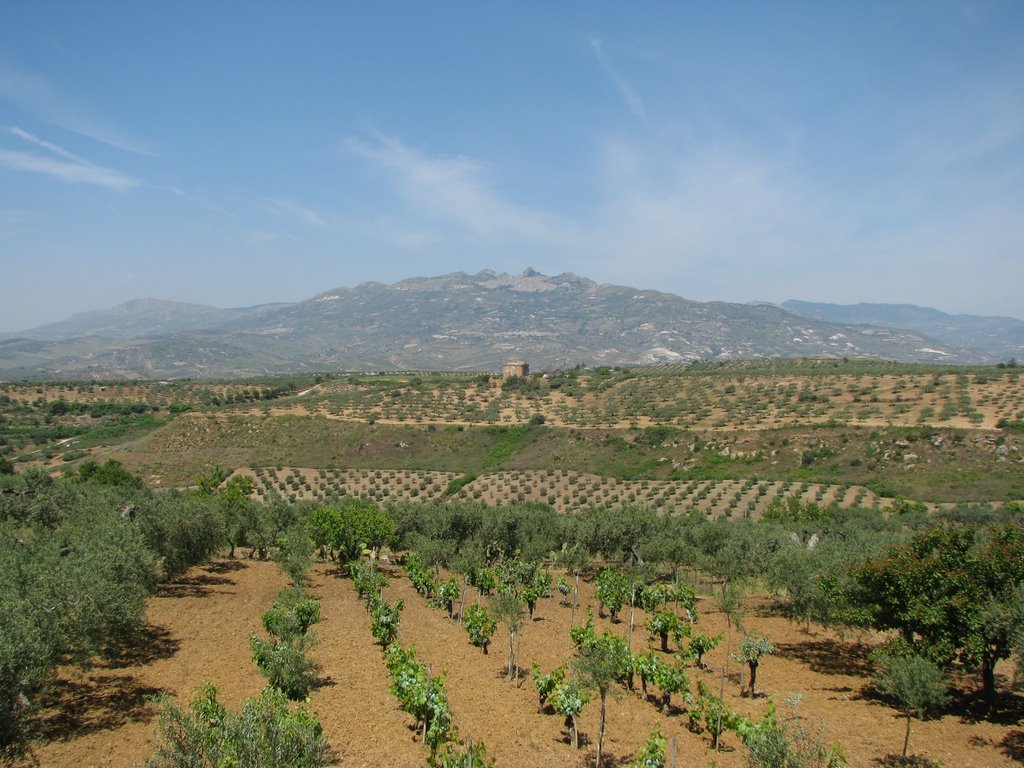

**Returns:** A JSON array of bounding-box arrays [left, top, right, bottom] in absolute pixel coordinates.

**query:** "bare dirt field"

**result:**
[[30, 558, 1024, 768]]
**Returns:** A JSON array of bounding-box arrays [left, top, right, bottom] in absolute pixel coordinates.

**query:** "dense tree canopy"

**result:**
[[850, 523, 1024, 710]]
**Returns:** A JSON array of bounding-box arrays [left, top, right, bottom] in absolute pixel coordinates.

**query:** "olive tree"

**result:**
[[576, 632, 632, 768], [874, 651, 948, 758]]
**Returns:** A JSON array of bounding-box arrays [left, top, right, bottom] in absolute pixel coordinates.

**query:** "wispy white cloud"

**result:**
[[580, 139, 830, 293], [345, 117, 1023, 317], [163, 185, 240, 219], [8, 125, 81, 161], [590, 38, 647, 123], [0, 126, 139, 189], [584, 132, 1024, 315], [345, 133, 577, 245], [0, 65, 154, 155], [266, 197, 328, 227], [0, 150, 138, 189]]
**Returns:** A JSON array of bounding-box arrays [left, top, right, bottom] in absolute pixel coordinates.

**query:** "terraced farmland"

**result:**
[[233, 465, 985, 518]]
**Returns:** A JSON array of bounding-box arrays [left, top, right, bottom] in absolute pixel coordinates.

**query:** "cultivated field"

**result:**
[[32, 558, 1024, 768], [5, 360, 1024, 768]]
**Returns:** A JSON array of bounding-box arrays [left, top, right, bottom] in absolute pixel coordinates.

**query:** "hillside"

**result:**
[[0, 270, 1009, 379], [784, 299, 1024, 359], [7, 360, 1024, 768], [5, 360, 1022, 506]]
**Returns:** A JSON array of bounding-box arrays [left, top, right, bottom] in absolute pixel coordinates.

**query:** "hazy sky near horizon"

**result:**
[[1, 1, 1023, 332]]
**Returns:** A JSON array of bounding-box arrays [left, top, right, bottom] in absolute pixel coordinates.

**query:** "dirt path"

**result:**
[[305, 566, 425, 767]]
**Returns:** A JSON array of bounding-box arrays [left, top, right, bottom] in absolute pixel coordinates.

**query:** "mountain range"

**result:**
[[782, 300, 1024, 359], [1, 269, 1019, 379]]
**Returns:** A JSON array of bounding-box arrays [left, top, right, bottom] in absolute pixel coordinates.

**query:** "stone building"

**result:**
[[502, 360, 529, 378]]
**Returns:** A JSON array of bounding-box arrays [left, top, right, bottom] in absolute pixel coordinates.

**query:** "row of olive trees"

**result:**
[[0, 463, 240, 763], [0, 461, 327, 763]]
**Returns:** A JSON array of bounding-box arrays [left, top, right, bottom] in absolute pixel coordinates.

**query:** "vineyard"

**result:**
[[28, 550, 1024, 768], [2, 359, 1024, 767]]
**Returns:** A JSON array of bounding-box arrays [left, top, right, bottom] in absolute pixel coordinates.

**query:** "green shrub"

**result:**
[[530, 661, 565, 712], [273, 526, 315, 585], [145, 682, 329, 768], [262, 587, 321, 640], [647, 611, 688, 653], [463, 603, 497, 654], [250, 636, 319, 700], [551, 679, 589, 749], [370, 597, 404, 648]]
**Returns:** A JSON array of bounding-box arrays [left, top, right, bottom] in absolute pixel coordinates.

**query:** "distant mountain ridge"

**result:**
[[6, 298, 288, 341], [783, 300, 1024, 359], [0, 270, 1014, 379]]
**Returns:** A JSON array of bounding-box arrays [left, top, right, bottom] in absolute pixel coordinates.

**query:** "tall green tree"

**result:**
[[850, 523, 1024, 713]]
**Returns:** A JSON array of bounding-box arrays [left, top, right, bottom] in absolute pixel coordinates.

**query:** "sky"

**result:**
[[1, 1, 1023, 333]]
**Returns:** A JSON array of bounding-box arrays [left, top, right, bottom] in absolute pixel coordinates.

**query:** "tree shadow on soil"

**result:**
[[872, 755, 946, 768], [32, 674, 163, 742], [202, 559, 246, 574], [583, 749, 632, 767], [101, 623, 180, 667], [862, 678, 1024, 731], [1000, 730, 1024, 763], [953, 686, 1024, 725], [312, 674, 336, 691], [156, 572, 235, 599], [775, 638, 873, 677], [492, 665, 530, 683]]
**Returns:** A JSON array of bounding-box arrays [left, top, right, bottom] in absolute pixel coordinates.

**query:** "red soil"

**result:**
[[30, 559, 1023, 768]]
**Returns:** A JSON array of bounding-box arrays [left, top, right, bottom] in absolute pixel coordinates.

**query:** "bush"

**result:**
[[385, 644, 452, 758], [688, 632, 723, 668], [145, 682, 329, 768], [262, 587, 321, 641], [274, 526, 315, 585], [370, 597, 404, 648], [433, 738, 496, 768], [551, 679, 589, 749], [874, 651, 947, 758], [737, 700, 846, 768], [648, 610, 688, 653], [530, 661, 565, 711], [137, 492, 226, 580], [250, 636, 320, 700]]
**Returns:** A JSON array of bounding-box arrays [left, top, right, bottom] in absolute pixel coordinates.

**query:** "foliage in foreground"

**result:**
[[631, 728, 666, 768], [463, 603, 498, 654], [849, 523, 1024, 711], [0, 473, 159, 761], [145, 682, 329, 768]]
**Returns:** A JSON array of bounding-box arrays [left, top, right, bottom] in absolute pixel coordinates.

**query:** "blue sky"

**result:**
[[1, 1, 1022, 332]]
